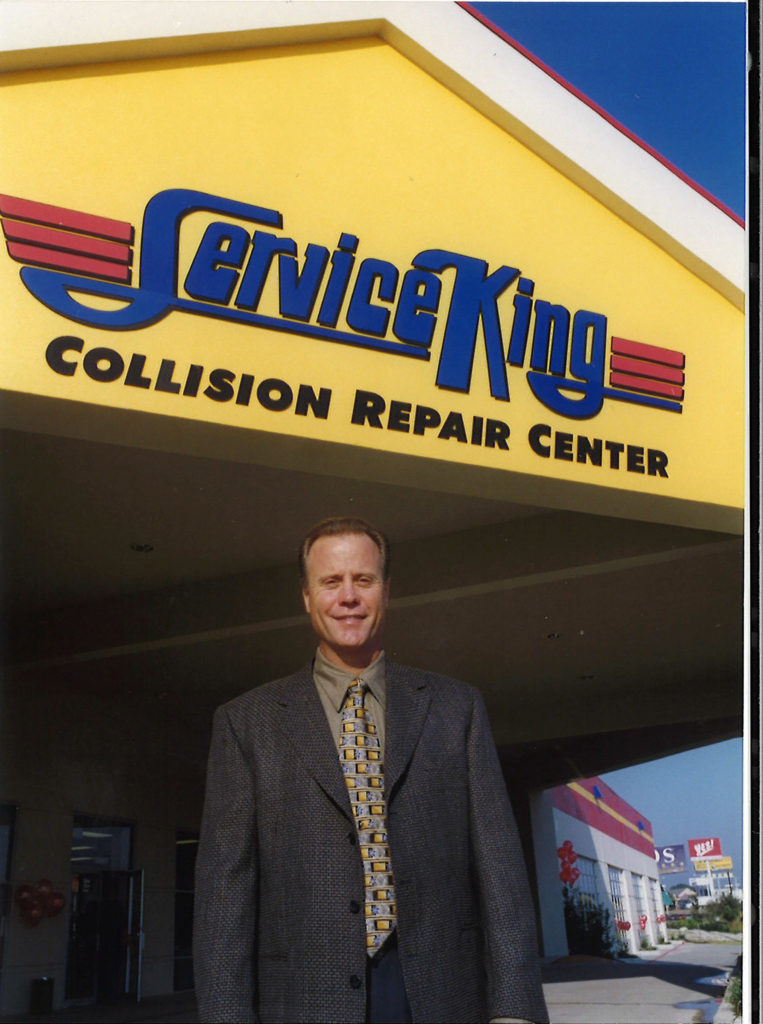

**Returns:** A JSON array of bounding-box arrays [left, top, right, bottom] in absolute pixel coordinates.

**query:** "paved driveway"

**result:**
[[542, 941, 742, 1023]]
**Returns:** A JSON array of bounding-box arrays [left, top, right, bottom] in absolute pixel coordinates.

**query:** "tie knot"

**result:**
[[349, 677, 365, 697]]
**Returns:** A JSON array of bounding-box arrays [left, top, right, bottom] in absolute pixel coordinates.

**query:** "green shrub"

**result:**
[[726, 974, 742, 1020], [703, 894, 743, 933], [680, 895, 742, 934], [562, 886, 616, 958]]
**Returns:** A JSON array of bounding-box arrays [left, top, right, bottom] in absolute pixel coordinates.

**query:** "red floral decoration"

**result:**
[[557, 840, 581, 885], [14, 880, 65, 926], [657, 914, 666, 924], [639, 914, 648, 930], [615, 919, 632, 931]]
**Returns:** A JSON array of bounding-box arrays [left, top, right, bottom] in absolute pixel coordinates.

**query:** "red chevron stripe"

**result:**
[[609, 370, 684, 400], [611, 336, 685, 368], [6, 241, 132, 282], [0, 194, 133, 243], [2, 220, 132, 264], [610, 354, 685, 385]]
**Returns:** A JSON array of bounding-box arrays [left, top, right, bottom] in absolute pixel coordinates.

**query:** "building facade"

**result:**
[[0, 2, 746, 1016], [533, 777, 668, 958]]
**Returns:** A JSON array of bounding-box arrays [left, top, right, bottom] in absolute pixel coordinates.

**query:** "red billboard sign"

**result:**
[[687, 837, 723, 860]]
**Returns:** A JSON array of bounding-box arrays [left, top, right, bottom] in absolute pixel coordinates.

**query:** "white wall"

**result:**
[[552, 805, 668, 952]]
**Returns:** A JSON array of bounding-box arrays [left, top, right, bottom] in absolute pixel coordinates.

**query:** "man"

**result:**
[[194, 516, 548, 1024]]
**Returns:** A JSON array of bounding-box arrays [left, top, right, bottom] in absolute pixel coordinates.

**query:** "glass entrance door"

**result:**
[[125, 869, 144, 1001], [65, 818, 142, 1005], [65, 869, 144, 1004]]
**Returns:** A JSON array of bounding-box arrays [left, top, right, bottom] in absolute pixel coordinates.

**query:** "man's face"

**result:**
[[302, 532, 389, 670]]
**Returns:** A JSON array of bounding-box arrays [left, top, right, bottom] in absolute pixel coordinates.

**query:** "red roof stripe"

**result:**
[[457, 2, 744, 228], [552, 777, 655, 858], [0, 194, 134, 243]]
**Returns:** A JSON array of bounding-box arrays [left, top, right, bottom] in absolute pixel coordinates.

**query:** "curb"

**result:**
[[615, 940, 685, 963], [648, 939, 686, 961], [713, 954, 742, 1024]]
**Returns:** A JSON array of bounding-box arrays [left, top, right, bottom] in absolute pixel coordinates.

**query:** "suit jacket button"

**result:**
[[349, 900, 360, 914], [350, 974, 362, 989]]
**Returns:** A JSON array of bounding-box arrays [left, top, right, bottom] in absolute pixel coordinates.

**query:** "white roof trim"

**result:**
[[0, 0, 745, 306]]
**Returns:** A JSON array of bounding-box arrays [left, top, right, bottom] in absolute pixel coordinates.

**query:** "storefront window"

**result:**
[[575, 855, 600, 917], [630, 872, 647, 939], [70, 816, 132, 873], [66, 816, 136, 1004], [649, 877, 663, 935], [608, 865, 629, 951]]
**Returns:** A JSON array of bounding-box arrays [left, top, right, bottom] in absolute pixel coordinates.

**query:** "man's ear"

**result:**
[[302, 587, 311, 614]]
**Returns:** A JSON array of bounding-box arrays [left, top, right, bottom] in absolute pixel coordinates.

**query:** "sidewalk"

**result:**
[[542, 940, 742, 1023], [0, 992, 198, 1024], [1, 941, 742, 1023]]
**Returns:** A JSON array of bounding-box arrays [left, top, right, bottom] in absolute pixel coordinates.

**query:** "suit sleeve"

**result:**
[[193, 705, 259, 1023], [467, 689, 549, 1024]]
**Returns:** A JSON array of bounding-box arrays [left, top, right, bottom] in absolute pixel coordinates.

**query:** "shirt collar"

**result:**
[[313, 647, 387, 712]]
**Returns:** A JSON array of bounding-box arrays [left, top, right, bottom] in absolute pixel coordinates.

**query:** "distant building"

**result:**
[[688, 872, 742, 907], [668, 885, 697, 912], [532, 777, 668, 956]]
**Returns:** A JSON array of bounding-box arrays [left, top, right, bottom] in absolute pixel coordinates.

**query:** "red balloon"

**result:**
[[46, 893, 65, 917], [25, 904, 43, 926], [35, 879, 53, 895], [14, 884, 34, 906], [567, 851, 578, 864], [570, 867, 581, 882]]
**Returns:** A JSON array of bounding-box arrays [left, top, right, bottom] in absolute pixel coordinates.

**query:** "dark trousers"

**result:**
[[366, 933, 412, 1023]]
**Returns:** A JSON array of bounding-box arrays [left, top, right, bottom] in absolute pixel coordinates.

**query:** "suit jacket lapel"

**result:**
[[272, 666, 353, 821], [384, 662, 431, 798]]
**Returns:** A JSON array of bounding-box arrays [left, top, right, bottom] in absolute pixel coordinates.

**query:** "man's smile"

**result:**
[[302, 533, 389, 671]]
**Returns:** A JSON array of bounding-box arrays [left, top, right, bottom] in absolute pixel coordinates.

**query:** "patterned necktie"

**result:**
[[339, 678, 397, 954]]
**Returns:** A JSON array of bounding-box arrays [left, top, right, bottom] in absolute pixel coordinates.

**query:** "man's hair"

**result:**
[[298, 517, 391, 585]]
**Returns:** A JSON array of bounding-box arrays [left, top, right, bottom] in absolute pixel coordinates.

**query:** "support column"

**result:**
[[529, 790, 568, 957]]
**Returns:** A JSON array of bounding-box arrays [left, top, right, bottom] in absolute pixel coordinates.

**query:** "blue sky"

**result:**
[[469, 2, 747, 218], [601, 739, 744, 886], [469, 2, 747, 887]]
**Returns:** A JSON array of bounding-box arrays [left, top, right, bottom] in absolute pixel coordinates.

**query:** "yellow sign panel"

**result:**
[[0, 39, 744, 525], [693, 858, 734, 872]]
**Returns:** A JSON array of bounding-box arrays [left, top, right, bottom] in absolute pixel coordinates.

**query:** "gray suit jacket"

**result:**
[[193, 662, 549, 1023]]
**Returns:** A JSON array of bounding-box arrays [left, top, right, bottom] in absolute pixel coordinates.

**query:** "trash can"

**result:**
[[30, 976, 54, 1015]]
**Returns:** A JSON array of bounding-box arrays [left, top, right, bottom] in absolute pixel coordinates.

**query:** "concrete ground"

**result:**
[[543, 940, 742, 1024], [1, 940, 742, 1023]]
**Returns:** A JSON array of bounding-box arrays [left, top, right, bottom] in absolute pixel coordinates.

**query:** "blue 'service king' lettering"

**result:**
[[1, 188, 686, 420]]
